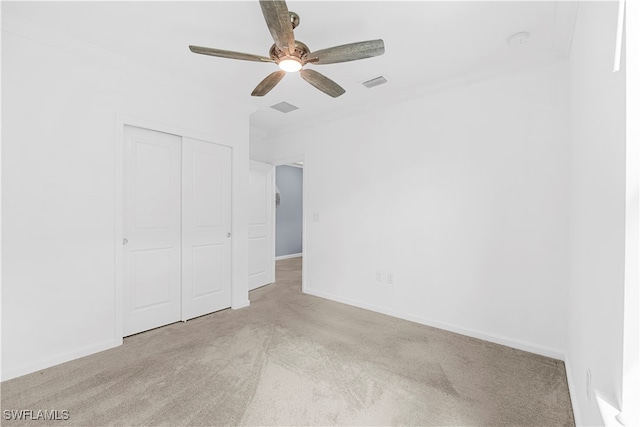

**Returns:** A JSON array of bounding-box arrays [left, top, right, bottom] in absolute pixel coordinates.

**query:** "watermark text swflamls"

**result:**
[[3, 410, 70, 421]]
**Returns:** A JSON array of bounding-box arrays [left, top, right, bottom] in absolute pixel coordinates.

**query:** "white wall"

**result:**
[[1, 18, 250, 380], [249, 126, 271, 163], [565, 2, 627, 425], [267, 60, 571, 358]]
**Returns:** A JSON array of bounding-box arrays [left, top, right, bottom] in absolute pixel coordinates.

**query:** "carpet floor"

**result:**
[[1, 257, 574, 426]]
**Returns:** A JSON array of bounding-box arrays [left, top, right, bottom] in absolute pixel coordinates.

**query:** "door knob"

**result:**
[[226, 232, 231, 238], [123, 238, 129, 245]]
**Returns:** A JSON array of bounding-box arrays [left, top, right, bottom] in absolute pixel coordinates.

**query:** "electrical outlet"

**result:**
[[586, 368, 592, 400], [387, 273, 394, 285], [376, 271, 382, 282]]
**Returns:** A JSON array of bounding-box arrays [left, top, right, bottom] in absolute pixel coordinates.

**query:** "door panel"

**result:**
[[192, 243, 223, 298], [133, 141, 174, 229], [249, 237, 267, 277], [132, 248, 174, 310], [249, 161, 275, 290], [182, 138, 232, 320], [123, 126, 182, 336], [193, 153, 224, 227]]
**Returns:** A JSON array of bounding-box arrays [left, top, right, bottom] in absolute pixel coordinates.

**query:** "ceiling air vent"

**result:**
[[270, 101, 299, 113], [361, 76, 387, 89]]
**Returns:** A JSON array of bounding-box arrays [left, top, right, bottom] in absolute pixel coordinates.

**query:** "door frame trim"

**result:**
[[115, 115, 238, 341]]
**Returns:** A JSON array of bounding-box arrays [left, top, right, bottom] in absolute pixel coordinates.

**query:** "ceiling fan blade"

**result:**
[[189, 45, 274, 63], [259, 0, 295, 55], [305, 39, 385, 65], [251, 70, 287, 96], [299, 69, 345, 98]]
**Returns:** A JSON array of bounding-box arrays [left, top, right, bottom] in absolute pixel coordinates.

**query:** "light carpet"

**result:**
[[1, 257, 574, 426]]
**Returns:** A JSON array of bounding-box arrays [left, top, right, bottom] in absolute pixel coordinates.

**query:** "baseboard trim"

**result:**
[[564, 356, 585, 426], [304, 287, 565, 360], [1, 339, 120, 382], [275, 253, 302, 261]]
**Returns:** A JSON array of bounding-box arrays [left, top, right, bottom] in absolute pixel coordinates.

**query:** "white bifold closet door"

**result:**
[[123, 126, 231, 337]]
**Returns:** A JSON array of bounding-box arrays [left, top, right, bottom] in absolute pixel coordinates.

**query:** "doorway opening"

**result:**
[[275, 163, 303, 260], [273, 159, 306, 292]]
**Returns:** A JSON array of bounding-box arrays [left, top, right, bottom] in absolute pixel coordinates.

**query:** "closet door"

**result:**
[[123, 126, 182, 336], [181, 137, 232, 320]]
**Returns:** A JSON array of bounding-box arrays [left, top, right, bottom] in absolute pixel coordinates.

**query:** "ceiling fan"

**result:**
[[188, 0, 385, 98]]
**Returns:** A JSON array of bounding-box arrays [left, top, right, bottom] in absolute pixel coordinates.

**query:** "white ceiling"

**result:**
[[2, 1, 578, 136]]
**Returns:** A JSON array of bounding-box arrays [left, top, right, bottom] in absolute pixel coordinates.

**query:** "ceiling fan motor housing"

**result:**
[[269, 40, 310, 63]]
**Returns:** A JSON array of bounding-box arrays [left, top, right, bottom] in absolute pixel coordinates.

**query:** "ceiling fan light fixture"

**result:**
[[189, 1, 385, 97], [278, 57, 302, 72]]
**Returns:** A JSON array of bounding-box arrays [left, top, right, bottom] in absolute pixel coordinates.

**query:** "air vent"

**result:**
[[361, 76, 387, 89], [270, 101, 299, 113]]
